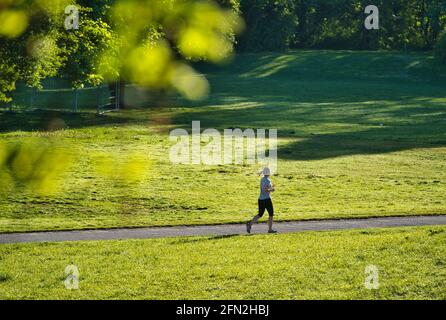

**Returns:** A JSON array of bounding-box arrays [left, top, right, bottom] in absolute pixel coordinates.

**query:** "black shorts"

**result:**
[[258, 198, 274, 217]]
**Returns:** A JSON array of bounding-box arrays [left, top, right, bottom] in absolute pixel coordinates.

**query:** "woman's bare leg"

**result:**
[[250, 214, 261, 225], [268, 216, 274, 231]]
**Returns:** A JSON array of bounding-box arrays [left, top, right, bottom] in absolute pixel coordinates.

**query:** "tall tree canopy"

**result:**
[[238, 0, 446, 51]]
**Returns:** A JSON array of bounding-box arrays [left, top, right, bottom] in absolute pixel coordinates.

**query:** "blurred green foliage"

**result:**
[[98, 0, 243, 100], [0, 140, 73, 195], [92, 151, 152, 184], [0, 0, 243, 103], [0, 8, 28, 38], [0, 139, 154, 196]]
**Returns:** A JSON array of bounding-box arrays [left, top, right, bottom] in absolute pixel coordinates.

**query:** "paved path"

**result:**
[[1, 215, 445, 244]]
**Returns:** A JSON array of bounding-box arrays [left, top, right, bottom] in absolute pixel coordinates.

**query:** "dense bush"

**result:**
[[216, 0, 241, 12], [238, 0, 296, 51]]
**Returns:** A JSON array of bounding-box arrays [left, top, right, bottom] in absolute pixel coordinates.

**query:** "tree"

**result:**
[[0, 0, 243, 104], [238, 0, 296, 51], [236, 0, 446, 52], [0, 0, 69, 103]]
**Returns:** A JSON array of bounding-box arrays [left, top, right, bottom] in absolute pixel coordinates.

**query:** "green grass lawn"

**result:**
[[1, 50, 446, 232], [0, 225, 444, 299]]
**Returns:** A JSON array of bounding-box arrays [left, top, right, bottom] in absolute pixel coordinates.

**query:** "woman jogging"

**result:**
[[246, 167, 277, 234]]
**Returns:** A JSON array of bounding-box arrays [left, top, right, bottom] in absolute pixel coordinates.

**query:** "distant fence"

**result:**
[[2, 79, 120, 114]]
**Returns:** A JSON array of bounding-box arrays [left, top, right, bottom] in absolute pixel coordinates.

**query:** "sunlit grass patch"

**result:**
[[0, 50, 445, 232], [0, 226, 444, 299]]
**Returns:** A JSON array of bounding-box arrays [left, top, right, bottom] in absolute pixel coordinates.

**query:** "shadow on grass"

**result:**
[[174, 52, 446, 160], [0, 109, 148, 133], [169, 234, 240, 245], [172, 94, 446, 161], [199, 50, 446, 83]]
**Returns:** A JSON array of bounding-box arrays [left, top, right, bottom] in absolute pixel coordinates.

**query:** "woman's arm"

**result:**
[[263, 182, 275, 192]]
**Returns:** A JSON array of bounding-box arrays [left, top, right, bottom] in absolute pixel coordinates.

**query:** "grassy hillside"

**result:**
[[1, 50, 445, 232]]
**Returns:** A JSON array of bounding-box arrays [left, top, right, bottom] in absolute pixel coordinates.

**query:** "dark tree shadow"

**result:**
[[171, 80, 446, 161], [0, 109, 150, 133], [168, 234, 239, 245]]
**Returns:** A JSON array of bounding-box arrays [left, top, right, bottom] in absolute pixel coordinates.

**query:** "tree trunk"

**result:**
[[296, 0, 308, 47], [119, 78, 126, 109]]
